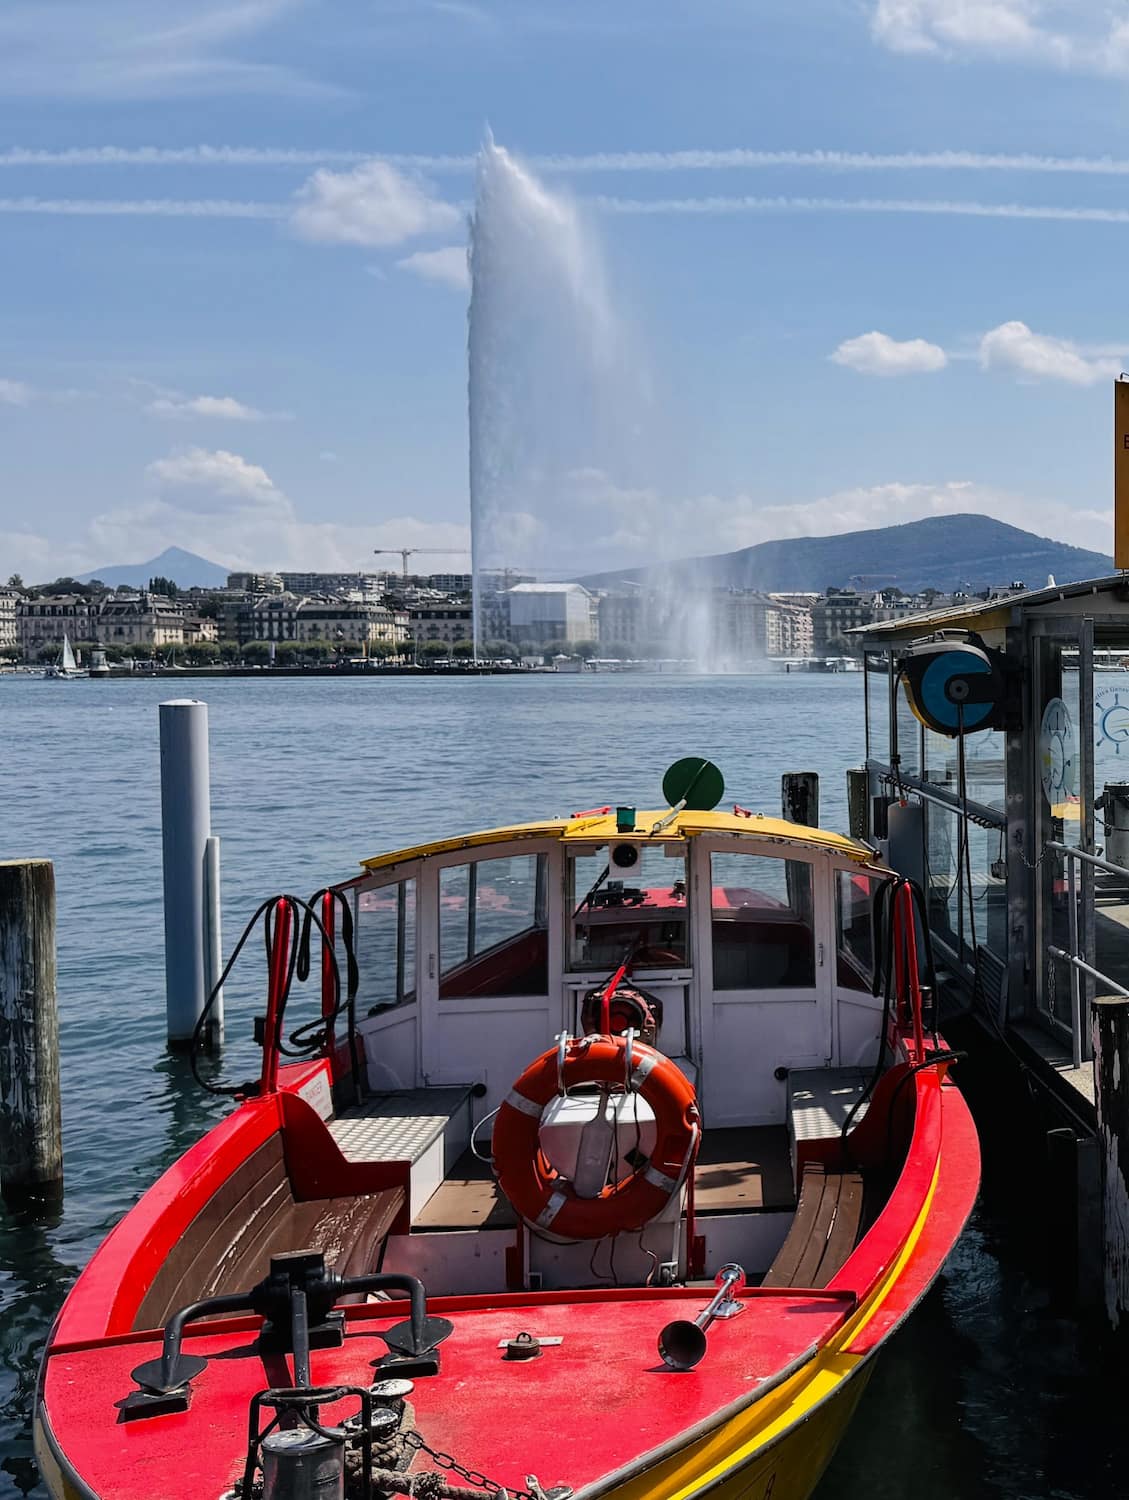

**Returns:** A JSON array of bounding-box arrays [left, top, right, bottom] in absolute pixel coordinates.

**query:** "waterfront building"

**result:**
[[224, 593, 301, 646], [0, 586, 20, 652], [183, 615, 219, 646], [17, 595, 97, 657], [96, 592, 185, 649], [596, 589, 646, 652], [427, 573, 473, 594], [408, 603, 473, 647], [703, 589, 771, 660], [506, 583, 597, 645], [765, 601, 814, 658], [226, 571, 283, 594], [15, 591, 191, 658], [811, 589, 874, 657], [294, 599, 408, 648], [279, 571, 384, 599]]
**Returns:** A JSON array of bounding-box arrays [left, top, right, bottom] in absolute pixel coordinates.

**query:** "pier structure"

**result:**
[[855, 577, 1129, 1323]]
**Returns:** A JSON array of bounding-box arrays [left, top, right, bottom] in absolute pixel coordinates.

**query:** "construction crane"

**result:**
[[373, 547, 471, 578]]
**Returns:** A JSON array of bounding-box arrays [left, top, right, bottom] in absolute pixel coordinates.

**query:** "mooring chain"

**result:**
[[402, 1430, 539, 1500]]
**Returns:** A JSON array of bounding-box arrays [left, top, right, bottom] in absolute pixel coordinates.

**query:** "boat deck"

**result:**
[[414, 1125, 797, 1232]]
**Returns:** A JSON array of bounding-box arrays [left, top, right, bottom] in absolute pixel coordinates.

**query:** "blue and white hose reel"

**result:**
[[898, 636, 1010, 738]]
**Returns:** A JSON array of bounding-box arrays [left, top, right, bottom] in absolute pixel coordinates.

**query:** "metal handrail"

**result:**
[[1045, 840, 1129, 881], [1044, 841, 1129, 1069]]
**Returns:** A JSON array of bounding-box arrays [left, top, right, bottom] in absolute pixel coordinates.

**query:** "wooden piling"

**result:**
[[1092, 995, 1129, 1330], [0, 859, 62, 1207]]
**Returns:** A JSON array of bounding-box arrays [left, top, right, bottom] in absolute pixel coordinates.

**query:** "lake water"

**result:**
[[1, 671, 1125, 1498]]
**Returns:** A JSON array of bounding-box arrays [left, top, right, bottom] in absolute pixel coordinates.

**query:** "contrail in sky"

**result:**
[[594, 195, 1129, 223], [8, 145, 1129, 177], [0, 196, 285, 218], [2, 193, 1129, 226]]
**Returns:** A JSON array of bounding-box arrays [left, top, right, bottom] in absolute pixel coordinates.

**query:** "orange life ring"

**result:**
[[492, 1035, 700, 1239]]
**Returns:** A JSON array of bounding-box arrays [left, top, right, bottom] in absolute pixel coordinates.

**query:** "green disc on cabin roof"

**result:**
[[662, 757, 724, 812]]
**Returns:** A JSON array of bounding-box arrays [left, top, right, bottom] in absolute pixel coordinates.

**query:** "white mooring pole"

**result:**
[[0, 858, 63, 1208], [159, 699, 216, 1049]]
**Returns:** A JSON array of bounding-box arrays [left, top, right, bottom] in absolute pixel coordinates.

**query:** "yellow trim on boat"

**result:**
[[607, 1158, 942, 1500], [360, 809, 870, 872]]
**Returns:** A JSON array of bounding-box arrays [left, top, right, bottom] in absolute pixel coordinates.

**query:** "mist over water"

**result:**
[[466, 137, 757, 671]]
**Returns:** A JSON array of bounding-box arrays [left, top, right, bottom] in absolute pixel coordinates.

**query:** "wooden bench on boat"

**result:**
[[762, 1164, 865, 1289], [135, 1129, 408, 1330]]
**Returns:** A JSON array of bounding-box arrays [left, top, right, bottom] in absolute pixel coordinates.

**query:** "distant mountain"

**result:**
[[77, 546, 229, 589], [578, 513, 1114, 595]]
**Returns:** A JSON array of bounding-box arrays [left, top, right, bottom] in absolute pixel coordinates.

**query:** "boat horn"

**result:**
[[658, 1263, 745, 1371]]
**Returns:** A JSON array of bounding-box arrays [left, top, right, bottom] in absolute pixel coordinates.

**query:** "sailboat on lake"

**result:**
[[43, 634, 87, 680]]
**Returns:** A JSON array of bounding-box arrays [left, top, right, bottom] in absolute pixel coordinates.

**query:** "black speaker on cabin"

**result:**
[[898, 634, 1010, 738]]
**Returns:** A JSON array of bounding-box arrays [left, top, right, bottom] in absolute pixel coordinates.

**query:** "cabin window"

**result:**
[[439, 854, 549, 998], [354, 878, 416, 1012], [710, 853, 815, 990], [836, 870, 878, 992], [570, 844, 688, 971]]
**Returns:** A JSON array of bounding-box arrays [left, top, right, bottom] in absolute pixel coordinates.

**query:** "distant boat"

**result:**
[[43, 634, 87, 680]]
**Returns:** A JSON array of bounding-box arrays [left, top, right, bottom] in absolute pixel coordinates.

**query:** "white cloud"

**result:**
[[978, 320, 1121, 385], [0, 379, 33, 405], [563, 470, 1112, 561], [830, 331, 948, 376], [871, 0, 1129, 78], [290, 161, 460, 248], [146, 393, 286, 421], [146, 447, 285, 509], [0, 0, 329, 101], [46, 446, 472, 575], [397, 245, 470, 290]]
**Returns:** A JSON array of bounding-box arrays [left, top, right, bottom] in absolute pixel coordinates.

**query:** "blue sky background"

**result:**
[[3, 0, 1129, 579]]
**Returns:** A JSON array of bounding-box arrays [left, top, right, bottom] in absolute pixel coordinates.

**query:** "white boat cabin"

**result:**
[[322, 807, 891, 1295]]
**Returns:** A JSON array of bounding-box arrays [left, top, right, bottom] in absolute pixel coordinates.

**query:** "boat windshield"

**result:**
[[569, 842, 688, 971]]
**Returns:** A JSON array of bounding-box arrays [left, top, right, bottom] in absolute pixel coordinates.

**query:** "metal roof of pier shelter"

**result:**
[[854, 571, 1129, 1121]]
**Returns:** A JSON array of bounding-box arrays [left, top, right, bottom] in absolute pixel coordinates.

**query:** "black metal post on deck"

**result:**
[[782, 772, 819, 828]]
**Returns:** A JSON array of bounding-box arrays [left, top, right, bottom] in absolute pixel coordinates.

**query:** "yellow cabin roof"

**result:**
[[360, 807, 870, 872]]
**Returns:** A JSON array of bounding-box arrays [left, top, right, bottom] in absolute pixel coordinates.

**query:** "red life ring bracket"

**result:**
[[492, 1034, 700, 1240]]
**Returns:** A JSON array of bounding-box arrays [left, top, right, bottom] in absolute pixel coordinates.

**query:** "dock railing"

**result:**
[[1045, 841, 1129, 1069]]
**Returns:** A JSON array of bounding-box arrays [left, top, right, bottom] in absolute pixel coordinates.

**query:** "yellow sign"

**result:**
[[1116, 380, 1129, 569]]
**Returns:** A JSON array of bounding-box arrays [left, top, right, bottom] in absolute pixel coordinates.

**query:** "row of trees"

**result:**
[[6, 572, 195, 601]]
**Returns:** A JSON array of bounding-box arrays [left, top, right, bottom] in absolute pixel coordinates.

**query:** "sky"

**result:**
[[3, 0, 1129, 581]]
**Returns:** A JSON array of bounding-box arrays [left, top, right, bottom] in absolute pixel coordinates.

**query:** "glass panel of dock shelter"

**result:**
[[439, 854, 549, 998], [1093, 666, 1129, 996], [569, 844, 688, 971], [864, 654, 889, 761], [894, 673, 921, 779], [925, 803, 963, 957], [354, 880, 417, 1011], [1036, 644, 1087, 1036], [922, 726, 1006, 814]]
